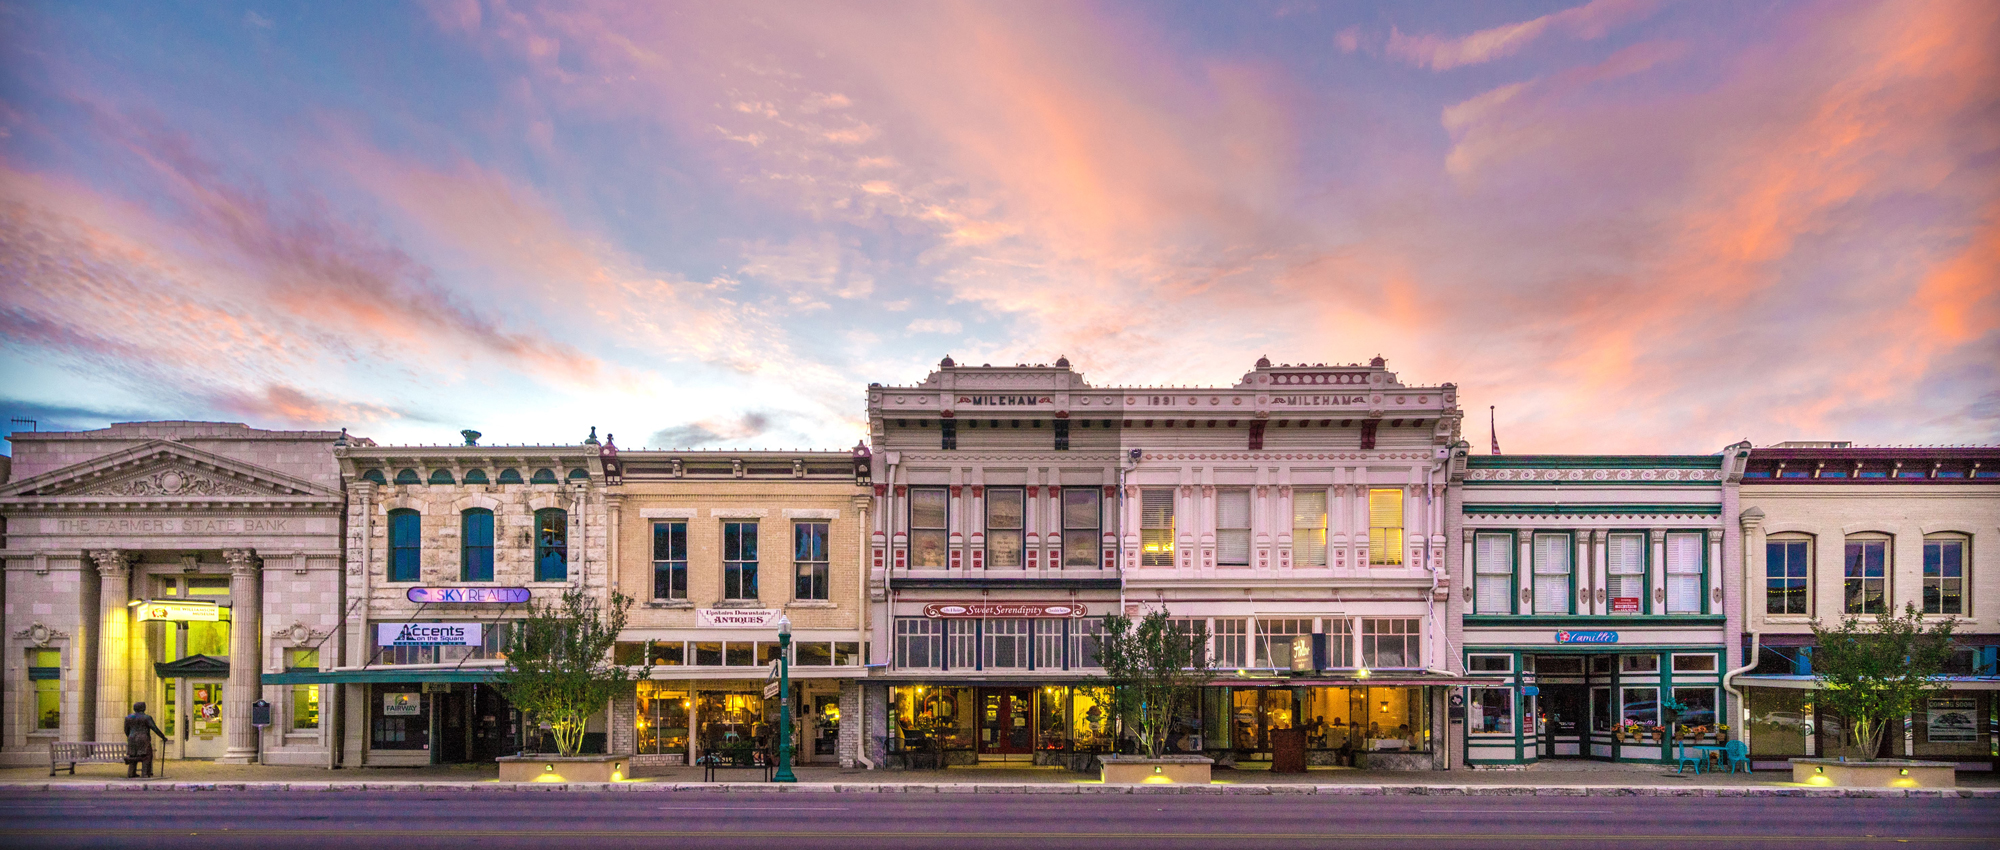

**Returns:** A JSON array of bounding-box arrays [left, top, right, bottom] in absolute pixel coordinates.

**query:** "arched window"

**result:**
[[394, 469, 421, 485], [462, 509, 495, 581], [463, 469, 490, 485], [566, 468, 589, 482], [535, 508, 568, 581], [497, 468, 524, 485], [387, 509, 421, 582], [362, 469, 388, 485], [531, 468, 558, 484], [428, 469, 456, 485]]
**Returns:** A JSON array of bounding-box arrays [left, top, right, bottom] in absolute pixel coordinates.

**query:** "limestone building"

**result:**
[[0, 422, 345, 767], [864, 356, 1470, 769], [1734, 444, 2000, 770], [602, 444, 874, 768]]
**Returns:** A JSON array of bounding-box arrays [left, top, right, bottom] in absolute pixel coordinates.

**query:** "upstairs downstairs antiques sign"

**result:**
[[407, 587, 532, 604], [376, 622, 483, 648], [697, 609, 782, 629], [1555, 630, 1618, 644]]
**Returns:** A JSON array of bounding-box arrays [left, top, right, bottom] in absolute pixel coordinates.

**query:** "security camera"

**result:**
[[1129, 448, 1143, 460]]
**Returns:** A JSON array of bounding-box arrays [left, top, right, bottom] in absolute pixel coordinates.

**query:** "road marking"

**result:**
[[1420, 809, 1617, 814], [658, 806, 849, 811], [0, 828, 1985, 843]]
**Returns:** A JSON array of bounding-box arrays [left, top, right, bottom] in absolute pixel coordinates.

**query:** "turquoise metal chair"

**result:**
[[1722, 739, 1751, 775], [1674, 740, 1706, 774]]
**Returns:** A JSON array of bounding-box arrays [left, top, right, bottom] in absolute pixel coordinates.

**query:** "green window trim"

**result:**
[[461, 508, 495, 581], [387, 509, 421, 583]]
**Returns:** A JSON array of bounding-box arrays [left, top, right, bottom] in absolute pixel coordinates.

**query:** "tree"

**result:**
[[496, 588, 649, 757], [1809, 604, 1957, 760], [1084, 610, 1213, 759]]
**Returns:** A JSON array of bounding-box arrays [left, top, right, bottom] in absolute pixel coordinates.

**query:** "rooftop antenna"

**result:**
[[1489, 406, 1501, 455], [11, 418, 37, 432]]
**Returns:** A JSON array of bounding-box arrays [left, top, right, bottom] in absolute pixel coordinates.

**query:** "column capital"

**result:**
[[1739, 506, 1766, 531], [88, 549, 132, 576], [1648, 529, 1667, 544], [222, 548, 261, 575]]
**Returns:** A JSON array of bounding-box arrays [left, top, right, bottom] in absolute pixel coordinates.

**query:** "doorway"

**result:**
[[977, 689, 1034, 759], [811, 695, 841, 763], [183, 679, 227, 759], [1539, 684, 1587, 758]]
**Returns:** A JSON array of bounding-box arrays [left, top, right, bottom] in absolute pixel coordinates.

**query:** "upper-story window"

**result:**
[[461, 509, 494, 581], [653, 521, 687, 601], [1212, 618, 1248, 668], [1368, 488, 1404, 566], [429, 469, 455, 485], [1217, 489, 1251, 567], [1062, 488, 1100, 568], [1255, 618, 1310, 669], [535, 508, 568, 581], [1844, 537, 1888, 614], [530, 468, 558, 484], [908, 487, 948, 568], [1140, 489, 1175, 567], [1607, 533, 1647, 615], [985, 488, 1025, 569], [1766, 538, 1811, 615], [795, 521, 830, 601], [394, 468, 421, 485], [1665, 532, 1705, 614], [1533, 534, 1571, 615], [1474, 533, 1513, 614], [387, 509, 421, 582], [723, 522, 759, 599], [1362, 618, 1420, 668], [1292, 491, 1327, 567], [1923, 536, 1966, 615]]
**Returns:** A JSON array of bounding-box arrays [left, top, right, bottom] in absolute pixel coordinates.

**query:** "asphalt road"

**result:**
[[2, 790, 1996, 850]]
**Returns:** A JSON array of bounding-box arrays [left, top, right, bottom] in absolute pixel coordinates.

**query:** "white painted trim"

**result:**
[[639, 508, 697, 519], [1840, 522, 1895, 536], [1918, 522, 1977, 536], [710, 508, 770, 518], [782, 509, 841, 519]]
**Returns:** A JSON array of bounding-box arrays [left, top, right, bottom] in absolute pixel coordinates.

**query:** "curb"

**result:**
[[1, 781, 1993, 798]]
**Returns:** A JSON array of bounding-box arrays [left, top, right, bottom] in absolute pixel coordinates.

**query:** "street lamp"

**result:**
[[773, 615, 797, 783]]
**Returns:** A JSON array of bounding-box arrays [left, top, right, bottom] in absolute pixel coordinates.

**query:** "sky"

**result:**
[[1, 0, 1995, 454]]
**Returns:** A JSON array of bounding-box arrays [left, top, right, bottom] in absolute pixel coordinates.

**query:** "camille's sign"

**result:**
[[376, 622, 483, 648], [407, 587, 531, 604], [697, 609, 782, 629], [1555, 630, 1618, 644], [922, 603, 1087, 619], [136, 600, 221, 622]]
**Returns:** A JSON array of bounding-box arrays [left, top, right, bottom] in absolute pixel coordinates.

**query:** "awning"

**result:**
[[260, 668, 500, 686], [1734, 674, 2000, 691]]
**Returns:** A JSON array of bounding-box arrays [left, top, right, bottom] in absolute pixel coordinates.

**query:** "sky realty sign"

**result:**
[[377, 622, 483, 648]]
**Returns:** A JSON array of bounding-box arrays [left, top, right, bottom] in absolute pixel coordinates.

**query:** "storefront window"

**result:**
[[696, 692, 767, 755], [1591, 686, 1611, 732], [1671, 687, 1716, 729], [371, 685, 428, 750], [1747, 687, 1811, 756], [29, 649, 61, 731], [891, 686, 974, 751], [1916, 692, 1986, 758], [1071, 687, 1113, 751], [1471, 687, 1512, 734], [288, 648, 319, 730], [1621, 686, 1660, 729], [635, 682, 690, 755], [1256, 619, 1310, 669]]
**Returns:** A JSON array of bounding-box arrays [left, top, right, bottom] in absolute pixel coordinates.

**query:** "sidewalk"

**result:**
[[4, 757, 1995, 796]]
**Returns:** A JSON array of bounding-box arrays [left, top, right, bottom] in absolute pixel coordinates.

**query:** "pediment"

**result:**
[[0, 441, 338, 502]]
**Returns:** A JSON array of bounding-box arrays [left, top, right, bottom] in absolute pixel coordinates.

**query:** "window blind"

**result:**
[[1474, 533, 1513, 614], [1217, 490, 1251, 565], [1665, 532, 1703, 614], [1141, 489, 1175, 566], [1608, 534, 1646, 614], [1534, 534, 1571, 614], [1292, 490, 1327, 566], [1368, 488, 1404, 565]]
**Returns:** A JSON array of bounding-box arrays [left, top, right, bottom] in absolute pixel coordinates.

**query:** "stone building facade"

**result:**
[[1734, 444, 2000, 769], [603, 445, 873, 768], [318, 435, 608, 766], [0, 422, 345, 767]]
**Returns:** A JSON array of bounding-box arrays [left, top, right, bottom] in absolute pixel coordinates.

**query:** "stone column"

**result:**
[[220, 548, 263, 763], [90, 549, 134, 742]]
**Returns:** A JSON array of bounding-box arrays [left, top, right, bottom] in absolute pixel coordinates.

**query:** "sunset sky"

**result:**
[[2, 0, 1995, 453]]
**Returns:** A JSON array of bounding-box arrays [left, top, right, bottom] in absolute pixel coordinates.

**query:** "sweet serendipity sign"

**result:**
[[407, 587, 531, 604], [922, 603, 1087, 619], [1555, 630, 1618, 644], [697, 609, 782, 629]]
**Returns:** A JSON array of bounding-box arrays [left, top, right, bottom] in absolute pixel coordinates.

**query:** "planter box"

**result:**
[[1790, 758, 1955, 788], [1099, 755, 1212, 785], [498, 754, 631, 783]]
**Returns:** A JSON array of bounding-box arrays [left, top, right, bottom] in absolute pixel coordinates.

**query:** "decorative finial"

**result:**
[[460, 429, 482, 446], [1370, 355, 1386, 368], [585, 426, 599, 445], [940, 354, 956, 368], [1055, 354, 1070, 368], [1255, 355, 1271, 368], [335, 427, 348, 447]]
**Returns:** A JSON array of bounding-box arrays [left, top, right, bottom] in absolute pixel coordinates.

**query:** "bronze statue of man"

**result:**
[[124, 702, 167, 778]]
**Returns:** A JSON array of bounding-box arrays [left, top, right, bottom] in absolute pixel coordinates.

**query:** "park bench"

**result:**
[[697, 747, 773, 782], [49, 741, 130, 776]]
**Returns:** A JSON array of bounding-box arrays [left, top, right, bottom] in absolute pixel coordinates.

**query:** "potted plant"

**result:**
[[1716, 723, 1731, 743], [494, 588, 650, 782], [1086, 610, 1215, 784], [1791, 605, 1959, 787]]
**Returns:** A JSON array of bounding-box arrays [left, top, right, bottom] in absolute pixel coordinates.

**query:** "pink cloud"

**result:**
[[1386, 0, 1661, 71]]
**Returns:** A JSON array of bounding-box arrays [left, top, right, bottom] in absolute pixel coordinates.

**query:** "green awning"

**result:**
[[260, 668, 500, 685]]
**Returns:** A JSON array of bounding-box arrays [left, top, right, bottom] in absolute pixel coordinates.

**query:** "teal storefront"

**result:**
[[1461, 631, 1727, 766]]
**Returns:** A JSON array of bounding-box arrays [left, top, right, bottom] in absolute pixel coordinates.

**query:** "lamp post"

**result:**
[[773, 616, 797, 783]]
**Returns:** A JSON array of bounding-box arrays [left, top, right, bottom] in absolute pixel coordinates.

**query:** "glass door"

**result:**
[[184, 679, 226, 758], [978, 689, 1034, 756], [1541, 684, 1586, 758]]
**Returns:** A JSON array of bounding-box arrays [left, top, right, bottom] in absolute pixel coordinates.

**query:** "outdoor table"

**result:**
[[1675, 742, 1725, 773]]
